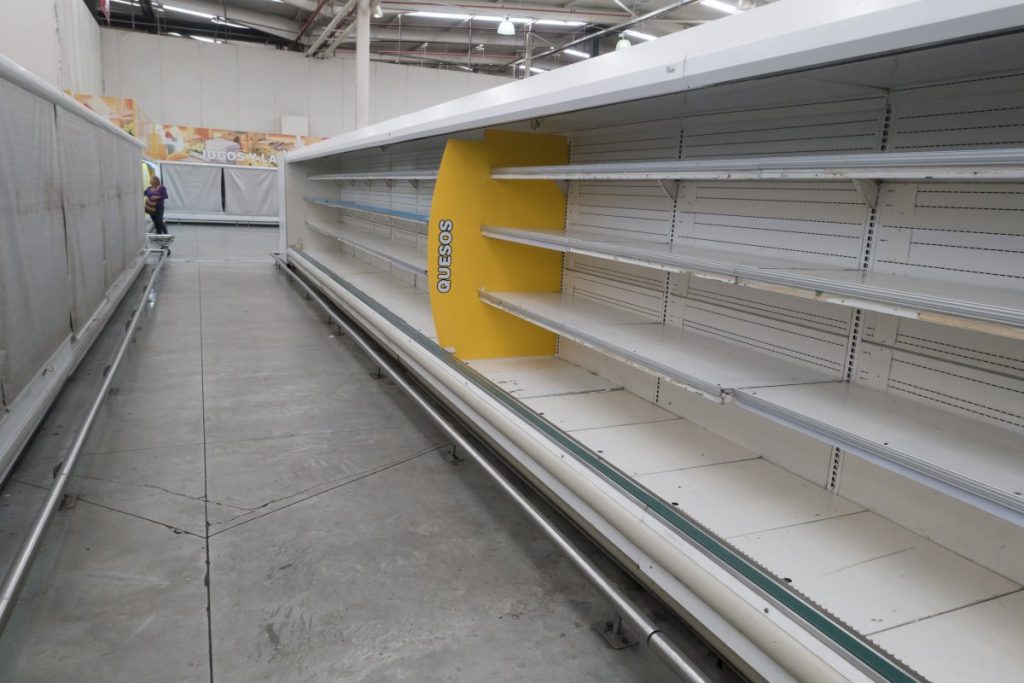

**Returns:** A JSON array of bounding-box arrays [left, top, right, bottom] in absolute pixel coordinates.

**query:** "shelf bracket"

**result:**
[[383, 179, 393, 189], [657, 179, 680, 201], [407, 179, 419, 189], [853, 179, 879, 208], [554, 180, 569, 196]]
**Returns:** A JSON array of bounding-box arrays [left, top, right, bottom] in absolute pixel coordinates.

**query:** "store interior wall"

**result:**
[[100, 29, 509, 138], [0, 0, 102, 94]]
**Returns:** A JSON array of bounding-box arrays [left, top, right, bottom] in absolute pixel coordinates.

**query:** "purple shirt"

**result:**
[[144, 185, 168, 209]]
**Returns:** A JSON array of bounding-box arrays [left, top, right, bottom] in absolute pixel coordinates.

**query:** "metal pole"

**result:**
[[272, 253, 711, 683], [0, 252, 166, 635], [356, 0, 371, 128]]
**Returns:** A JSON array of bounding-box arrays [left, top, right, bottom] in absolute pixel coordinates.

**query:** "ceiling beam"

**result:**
[[381, 1, 629, 25]]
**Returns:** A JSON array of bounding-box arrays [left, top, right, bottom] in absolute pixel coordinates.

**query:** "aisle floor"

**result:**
[[0, 226, 727, 682]]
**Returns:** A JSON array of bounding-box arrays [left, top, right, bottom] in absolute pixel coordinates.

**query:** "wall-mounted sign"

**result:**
[[70, 93, 324, 168]]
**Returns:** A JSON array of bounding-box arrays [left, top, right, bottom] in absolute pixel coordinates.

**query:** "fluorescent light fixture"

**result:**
[[624, 29, 655, 41], [615, 37, 630, 51], [190, 34, 220, 43], [212, 17, 248, 28], [563, 48, 589, 59], [373, 3, 384, 18], [496, 17, 515, 35], [406, 11, 472, 21], [534, 19, 586, 27], [702, 0, 741, 14], [530, 66, 545, 73], [166, 31, 182, 36], [163, 4, 215, 19]]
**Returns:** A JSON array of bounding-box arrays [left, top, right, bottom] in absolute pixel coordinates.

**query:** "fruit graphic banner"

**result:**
[[70, 93, 324, 168]]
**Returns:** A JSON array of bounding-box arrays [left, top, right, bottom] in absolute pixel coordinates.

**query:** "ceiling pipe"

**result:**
[[290, 0, 332, 48], [306, 0, 358, 56], [506, 0, 702, 68]]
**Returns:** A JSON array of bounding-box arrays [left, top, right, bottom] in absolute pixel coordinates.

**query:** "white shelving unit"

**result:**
[[281, 6, 1024, 681], [305, 220, 427, 277], [483, 225, 1024, 335]]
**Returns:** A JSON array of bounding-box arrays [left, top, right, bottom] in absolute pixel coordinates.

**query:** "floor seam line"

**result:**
[[74, 497, 203, 539], [197, 262, 215, 683], [207, 444, 447, 538]]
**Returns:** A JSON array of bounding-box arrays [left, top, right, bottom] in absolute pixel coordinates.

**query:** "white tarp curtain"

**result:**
[[119, 139, 146, 264], [162, 163, 222, 213], [57, 106, 109, 336], [224, 167, 278, 217], [0, 80, 72, 407]]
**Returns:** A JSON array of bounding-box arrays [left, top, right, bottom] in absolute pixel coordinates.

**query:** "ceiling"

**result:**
[[95, 0, 773, 76]]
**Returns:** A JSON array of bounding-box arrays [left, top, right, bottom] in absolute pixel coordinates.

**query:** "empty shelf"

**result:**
[[492, 148, 1024, 181], [734, 381, 1024, 524], [470, 357, 1024, 680], [306, 220, 427, 276], [292, 247, 436, 339], [479, 290, 836, 400], [307, 170, 438, 182], [482, 290, 1024, 524], [304, 196, 429, 224], [483, 226, 1024, 334]]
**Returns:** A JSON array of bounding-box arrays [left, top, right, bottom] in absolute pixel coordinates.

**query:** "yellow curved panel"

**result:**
[[428, 129, 567, 359]]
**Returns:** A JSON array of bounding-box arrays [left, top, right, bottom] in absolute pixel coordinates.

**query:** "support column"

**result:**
[[356, 0, 371, 128]]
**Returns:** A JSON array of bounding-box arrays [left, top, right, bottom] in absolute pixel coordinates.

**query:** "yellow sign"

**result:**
[[428, 129, 568, 359]]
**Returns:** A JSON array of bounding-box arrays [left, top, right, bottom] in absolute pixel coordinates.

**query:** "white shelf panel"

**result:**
[[734, 382, 1024, 525], [637, 459, 863, 538], [522, 389, 676, 432], [731, 511, 1018, 635], [574, 419, 759, 477], [303, 196, 429, 225], [871, 589, 1024, 683], [298, 247, 436, 340], [483, 226, 1024, 334], [307, 170, 438, 182], [492, 148, 1024, 181], [306, 220, 427, 276], [480, 290, 836, 400], [466, 357, 620, 399]]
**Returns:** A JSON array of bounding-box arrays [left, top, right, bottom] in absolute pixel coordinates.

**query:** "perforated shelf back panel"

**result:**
[[669, 277, 851, 376]]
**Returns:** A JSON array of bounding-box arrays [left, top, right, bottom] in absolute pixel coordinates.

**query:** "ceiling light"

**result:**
[[373, 3, 384, 18], [190, 34, 221, 43], [212, 17, 248, 28], [497, 17, 515, 36], [563, 48, 589, 59], [615, 37, 630, 51], [702, 0, 741, 14], [623, 29, 655, 41], [530, 66, 546, 74], [166, 31, 182, 36], [406, 11, 472, 21], [163, 4, 215, 19], [534, 19, 586, 27]]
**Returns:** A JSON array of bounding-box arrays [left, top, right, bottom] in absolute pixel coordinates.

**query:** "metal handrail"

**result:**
[[272, 252, 710, 682], [0, 252, 166, 634]]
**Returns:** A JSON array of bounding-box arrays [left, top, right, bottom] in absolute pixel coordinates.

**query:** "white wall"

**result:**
[[0, 0, 102, 93], [100, 29, 508, 137]]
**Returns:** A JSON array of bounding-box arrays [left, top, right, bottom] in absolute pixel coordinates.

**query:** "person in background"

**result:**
[[144, 175, 168, 235]]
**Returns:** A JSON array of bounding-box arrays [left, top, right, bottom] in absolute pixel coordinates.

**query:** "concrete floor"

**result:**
[[0, 226, 739, 682]]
